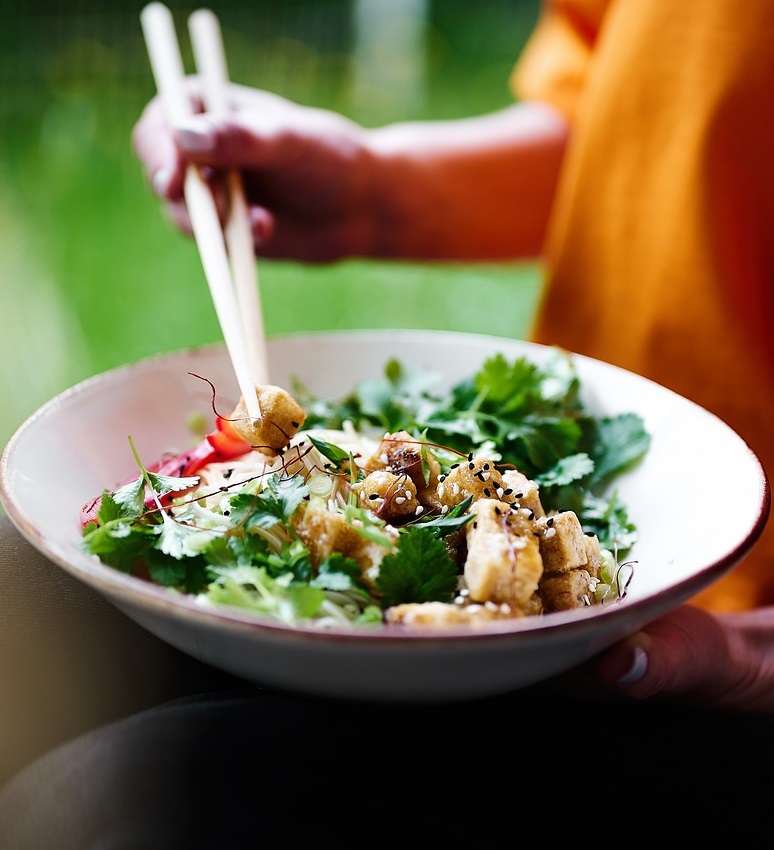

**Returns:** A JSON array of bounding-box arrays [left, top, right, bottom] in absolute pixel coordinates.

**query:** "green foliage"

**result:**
[[302, 349, 651, 546]]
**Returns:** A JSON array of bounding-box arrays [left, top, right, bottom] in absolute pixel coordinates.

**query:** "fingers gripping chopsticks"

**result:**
[[140, 3, 268, 419]]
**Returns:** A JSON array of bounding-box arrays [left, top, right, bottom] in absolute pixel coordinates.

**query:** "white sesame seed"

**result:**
[[415, 505, 424, 515], [484, 601, 498, 612], [404, 490, 413, 500], [543, 527, 556, 538], [379, 453, 389, 465], [452, 483, 460, 496], [496, 487, 504, 498], [481, 471, 490, 481], [438, 485, 445, 499], [395, 496, 406, 505], [441, 505, 449, 514]]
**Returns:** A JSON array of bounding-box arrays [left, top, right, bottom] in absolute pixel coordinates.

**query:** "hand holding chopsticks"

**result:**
[[139, 3, 267, 420]]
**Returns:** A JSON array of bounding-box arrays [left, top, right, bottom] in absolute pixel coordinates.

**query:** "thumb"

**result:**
[[595, 605, 737, 704]]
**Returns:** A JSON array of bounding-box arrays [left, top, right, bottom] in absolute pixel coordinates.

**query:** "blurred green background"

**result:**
[[0, 0, 542, 450]]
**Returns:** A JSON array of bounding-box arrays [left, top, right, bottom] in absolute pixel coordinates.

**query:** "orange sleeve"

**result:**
[[510, 0, 612, 120]]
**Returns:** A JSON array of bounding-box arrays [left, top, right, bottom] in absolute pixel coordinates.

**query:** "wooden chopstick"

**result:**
[[188, 8, 269, 387], [139, 2, 262, 420]]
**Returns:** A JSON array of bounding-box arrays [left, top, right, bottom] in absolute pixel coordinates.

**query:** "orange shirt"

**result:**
[[512, 0, 774, 611]]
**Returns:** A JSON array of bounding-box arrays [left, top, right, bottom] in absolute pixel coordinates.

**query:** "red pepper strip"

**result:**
[[80, 417, 253, 527]]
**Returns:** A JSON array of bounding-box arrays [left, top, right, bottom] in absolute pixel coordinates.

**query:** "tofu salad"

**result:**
[[81, 348, 650, 629]]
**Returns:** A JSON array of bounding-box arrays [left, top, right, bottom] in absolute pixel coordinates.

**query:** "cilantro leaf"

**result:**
[[111, 476, 147, 517], [375, 526, 459, 608], [311, 553, 364, 591], [534, 453, 595, 489], [587, 413, 651, 486], [228, 473, 309, 531]]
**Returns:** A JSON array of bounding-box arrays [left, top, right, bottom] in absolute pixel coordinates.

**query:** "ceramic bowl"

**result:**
[[1, 330, 769, 702]]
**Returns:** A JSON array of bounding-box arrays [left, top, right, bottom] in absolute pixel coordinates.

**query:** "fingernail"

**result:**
[[152, 167, 172, 197], [174, 117, 216, 153], [249, 207, 272, 245], [618, 644, 648, 685]]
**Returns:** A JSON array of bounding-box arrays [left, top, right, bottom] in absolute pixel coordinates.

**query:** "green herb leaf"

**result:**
[[376, 526, 459, 608], [308, 435, 351, 471]]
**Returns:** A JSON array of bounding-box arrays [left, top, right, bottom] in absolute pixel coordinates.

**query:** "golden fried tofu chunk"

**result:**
[[583, 532, 602, 579], [500, 469, 545, 518], [464, 498, 543, 611], [363, 430, 441, 506], [292, 501, 397, 580], [535, 511, 589, 573], [436, 457, 510, 511], [229, 385, 306, 455], [539, 569, 597, 612], [385, 600, 511, 628], [354, 469, 421, 523]]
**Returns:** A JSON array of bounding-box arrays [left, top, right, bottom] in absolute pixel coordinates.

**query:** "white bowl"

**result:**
[[1, 330, 769, 702]]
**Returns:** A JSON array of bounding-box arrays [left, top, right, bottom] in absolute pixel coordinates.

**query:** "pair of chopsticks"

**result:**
[[140, 3, 268, 420]]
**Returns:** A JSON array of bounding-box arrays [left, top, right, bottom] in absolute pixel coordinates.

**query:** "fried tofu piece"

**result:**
[[500, 469, 545, 518], [363, 430, 441, 508], [464, 499, 543, 611], [583, 532, 602, 579], [539, 569, 597, 612], [436, 458, 511, 511], [354, 469, 421, 523], [292, 501, 397, 580], [385, 600, 509, 627], [229, 385, 306, 455], [535, 511, 589, 573]]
